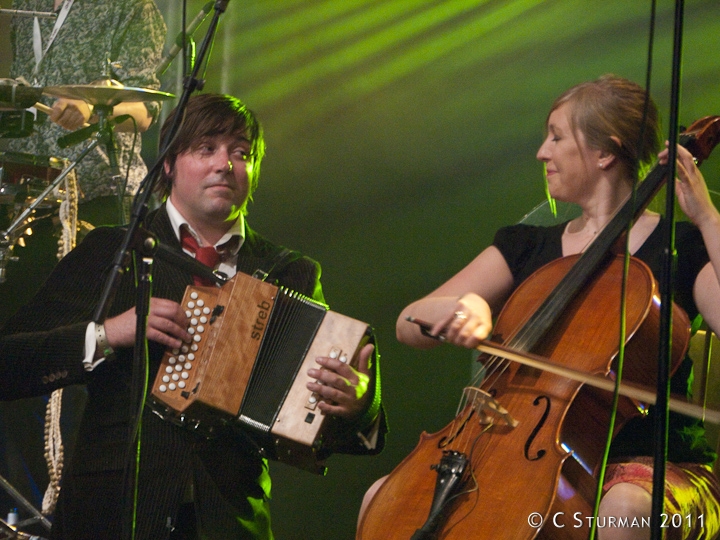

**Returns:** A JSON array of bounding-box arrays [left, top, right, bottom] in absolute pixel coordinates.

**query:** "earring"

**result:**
[[228, 160, 233, 172], [598, 162, 604, 169]]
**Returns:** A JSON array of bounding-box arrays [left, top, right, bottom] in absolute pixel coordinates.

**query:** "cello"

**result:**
[[357, 116, 720, 540]]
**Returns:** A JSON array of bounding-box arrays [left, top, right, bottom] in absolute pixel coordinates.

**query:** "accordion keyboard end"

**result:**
[[272, 314, 370, 448], [151, 286, 221, 416]]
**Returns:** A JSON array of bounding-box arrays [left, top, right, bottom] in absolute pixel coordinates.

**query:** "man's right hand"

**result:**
[[104, 298, 191, 350]]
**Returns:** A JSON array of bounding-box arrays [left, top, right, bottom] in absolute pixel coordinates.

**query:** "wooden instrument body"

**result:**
[[150, 271, 370, 473], [357, 255, 689, 539]]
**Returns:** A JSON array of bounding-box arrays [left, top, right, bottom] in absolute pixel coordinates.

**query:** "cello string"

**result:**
[[450, 355, 508, 453], [410, 310, 558, 454], [434, 309, 537, 453]]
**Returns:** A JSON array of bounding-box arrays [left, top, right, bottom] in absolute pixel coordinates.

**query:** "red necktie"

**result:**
[[180, 228, 220, 286]]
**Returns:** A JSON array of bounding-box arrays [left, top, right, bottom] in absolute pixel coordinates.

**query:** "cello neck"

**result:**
[[509, 119, 720, 353]]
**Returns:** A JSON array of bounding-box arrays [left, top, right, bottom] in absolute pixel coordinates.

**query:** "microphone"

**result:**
[[105, 128, 121, 178], [156, 1, 214, 76], [56, 122, 98, 148], [56, 114, 131, 148], [0, 80, 43, 109], [101, 115, 132, 178]]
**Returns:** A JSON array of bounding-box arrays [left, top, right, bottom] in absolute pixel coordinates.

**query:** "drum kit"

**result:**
[[0, 78, 175, 283]]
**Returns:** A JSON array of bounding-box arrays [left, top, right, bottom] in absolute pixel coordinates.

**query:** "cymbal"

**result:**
[[43, 79, 174, 106]]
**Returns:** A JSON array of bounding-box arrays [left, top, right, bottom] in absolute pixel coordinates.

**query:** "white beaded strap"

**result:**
[[42, 389, 64, 515], [55, 165, 78, 260], [42, 169, 78, 516]]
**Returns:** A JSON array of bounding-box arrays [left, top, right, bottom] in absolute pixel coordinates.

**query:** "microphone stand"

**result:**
[[155, 1, 213, 76], [650, 1, 684, 538], [0, 473, 51, 533], [87, 2, 230, 538]]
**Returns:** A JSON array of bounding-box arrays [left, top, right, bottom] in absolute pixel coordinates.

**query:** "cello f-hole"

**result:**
[[524, 395, 551, 461]]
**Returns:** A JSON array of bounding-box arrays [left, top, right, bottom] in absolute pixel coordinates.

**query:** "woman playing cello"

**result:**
[[387, 75, 720, 540]]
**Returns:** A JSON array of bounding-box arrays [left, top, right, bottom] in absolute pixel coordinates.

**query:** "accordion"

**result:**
[[150, 271, 371, 473]]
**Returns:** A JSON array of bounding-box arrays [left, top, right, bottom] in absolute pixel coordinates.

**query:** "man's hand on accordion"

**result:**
[[306, 343, 375, 421], [102, 298, 192, 356]]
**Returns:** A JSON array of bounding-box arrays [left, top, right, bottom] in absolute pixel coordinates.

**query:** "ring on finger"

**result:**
[[454, 310, 468, 321]]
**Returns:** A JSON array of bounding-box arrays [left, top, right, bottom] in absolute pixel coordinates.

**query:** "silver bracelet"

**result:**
[[95, 323, 115, 358]]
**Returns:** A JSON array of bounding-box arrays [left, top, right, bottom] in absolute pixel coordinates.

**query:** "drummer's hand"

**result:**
[[49, 97, 92, 130], [306, 343, 375, 420], [103, 298, 191, 353], [432, 293, 493, 349], [658, 143, 719, 228]]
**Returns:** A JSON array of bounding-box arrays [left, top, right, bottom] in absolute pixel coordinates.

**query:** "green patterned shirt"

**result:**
[[4, 0, 167, 203]]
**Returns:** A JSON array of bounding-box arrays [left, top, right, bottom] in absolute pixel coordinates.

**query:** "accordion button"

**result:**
[[194, 309, 201, 316], [196, 326, 205, 333], [179, 381, 186, 389], [200, 316, 208, 324], [191, 343, 199, 351], [188, 328, 195, 335], [184, 362, 192, 370], [181, 345, 190, 353], [181, 372, 189, 379], [190, 318, 198, 326], [162, 375, 170, 383], [159, 385, 167, 392], [169, 383, 176, 391], [175, 365, 183, 372], [203, 307, 211, 315], [340, 355, 348, 363], [188, 354, 195, 361], [185, 310, 192, 318], [193, 335, 202, 343], [172, 373, 179, 381], [197, 299, 205, 307], [187, 301, 195, 309], [165, 366, 173, 374], [190, 292, 199, 300], [308, 395, 317, 404]]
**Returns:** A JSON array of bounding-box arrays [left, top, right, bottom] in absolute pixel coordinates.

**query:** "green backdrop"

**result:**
[[1, 1, 719, 538]]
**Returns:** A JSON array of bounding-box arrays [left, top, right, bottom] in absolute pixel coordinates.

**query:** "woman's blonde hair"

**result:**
[[549, 74, 661, 180]]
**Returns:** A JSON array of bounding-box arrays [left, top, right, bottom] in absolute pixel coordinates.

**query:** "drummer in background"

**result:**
[[0, 0, 166, 526], [4, 0, 167, 226], [0, 0, 166, 320]]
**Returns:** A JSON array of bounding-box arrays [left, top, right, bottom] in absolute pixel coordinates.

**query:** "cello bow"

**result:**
[[407, 316, 720, 425]]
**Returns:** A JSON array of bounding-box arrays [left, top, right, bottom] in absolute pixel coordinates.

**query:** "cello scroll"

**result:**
[[681, 116, 720, 166]]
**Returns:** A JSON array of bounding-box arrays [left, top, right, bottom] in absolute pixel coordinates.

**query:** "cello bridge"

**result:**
[[463, 387, 518, 428]]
